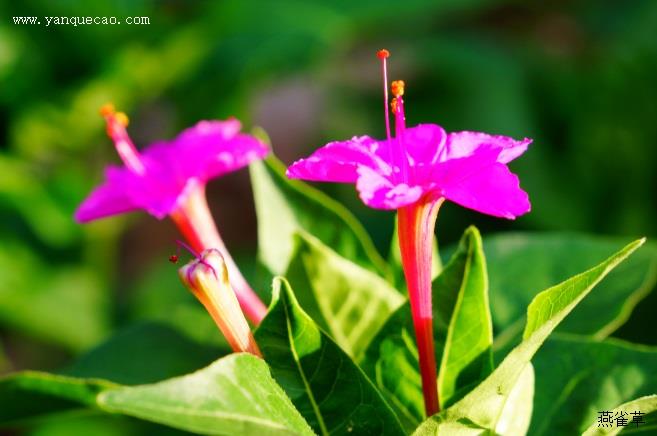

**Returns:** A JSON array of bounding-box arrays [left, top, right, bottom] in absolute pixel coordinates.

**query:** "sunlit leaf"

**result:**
[[255, 278, 405, 435]]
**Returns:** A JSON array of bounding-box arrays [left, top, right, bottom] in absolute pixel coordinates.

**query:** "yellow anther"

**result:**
[[391, 80, 405, 97], [114, 112, 129, 127]]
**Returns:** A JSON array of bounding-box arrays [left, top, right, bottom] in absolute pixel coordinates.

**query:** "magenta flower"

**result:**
[[76, 105, 269, 323], [287, 50, 531, 416]]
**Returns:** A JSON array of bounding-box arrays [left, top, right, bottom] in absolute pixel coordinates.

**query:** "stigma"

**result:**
[[99, 103, 145, 175]]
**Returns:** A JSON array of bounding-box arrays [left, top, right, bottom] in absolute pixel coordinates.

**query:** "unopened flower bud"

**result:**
[[179, 249, 261, 356]]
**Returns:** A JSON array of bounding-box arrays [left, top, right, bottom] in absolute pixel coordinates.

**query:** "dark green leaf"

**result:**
[[255, 278, 405, 436], [483, 233, 657, 350], [414, 238, 644, 435], [63, 322, 228, 385], [284, 232, 403, 360], [249, 156, 388, 278], [362, 226, 492, 430], [531, 335, 657, 435], [0, 372, 113, 426]]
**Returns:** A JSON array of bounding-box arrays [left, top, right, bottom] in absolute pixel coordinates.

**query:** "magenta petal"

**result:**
[[197, 133, 269, 180], [74, 168, 139, 222], [445, 131, 531, 164], [175, 119, 242, 144], [402, 124, 447, 167], [434, 149, 530, 219], [356, 166, 423, 209], [147, 120, 269, 183], [287, 136, 390, 183]]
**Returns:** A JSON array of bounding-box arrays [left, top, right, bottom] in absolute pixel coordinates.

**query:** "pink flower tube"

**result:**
[[287, 50, 531, 416], [76, 105, 269, 324]]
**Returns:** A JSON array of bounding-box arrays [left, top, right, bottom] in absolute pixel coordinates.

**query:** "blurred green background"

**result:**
[[1, 0, 656, 433]]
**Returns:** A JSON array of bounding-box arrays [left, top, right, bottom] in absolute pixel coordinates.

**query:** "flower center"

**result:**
[[377, 50, 410, 183], [99, 103, 146, 175]]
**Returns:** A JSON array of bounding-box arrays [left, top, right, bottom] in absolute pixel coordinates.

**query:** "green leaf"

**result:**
[[437, 227, 493, 407], [0, 372, 113, 426], [531, 335, 657, 435], [63, 322, 228, 385], [98, 353, 314, 436], [255, 277, 405, 436], [582, 395, 657, 436], [2, 354, 313, 435], [361, 226, 492, 430], [413, 238, 644, 435], [22, 414, 192, 436], [484, 233, 657, 348], [284, 232, 404, 360], [249, 156, 388, 277], [388, 216, 442, 291]]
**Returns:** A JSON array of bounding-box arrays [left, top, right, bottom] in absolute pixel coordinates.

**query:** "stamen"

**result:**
[[392, 81, 409, 181], [377, 49, 392, 143], [100, 103, 146, 175], [391, 80, 405, 97]]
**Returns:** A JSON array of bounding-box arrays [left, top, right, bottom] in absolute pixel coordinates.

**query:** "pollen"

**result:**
[[391, 80, 405, 97], [391, 98, 399, 113], [377, 49, 390, 59]]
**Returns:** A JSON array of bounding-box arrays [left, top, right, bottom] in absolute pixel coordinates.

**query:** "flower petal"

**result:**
[[434, 148, 530, 219], [356, 166, 423, 209], [147, 120, 269, 183], [287, 136, 390, 183], [445, 131, 531, 164], [74, 167, 139, 222], [403, 124, 447, 167]]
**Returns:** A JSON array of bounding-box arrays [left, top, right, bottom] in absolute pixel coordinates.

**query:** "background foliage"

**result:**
[[1, 0, 656, 434]]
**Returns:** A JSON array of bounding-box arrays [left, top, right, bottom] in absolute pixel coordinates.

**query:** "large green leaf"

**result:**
[[581, 395, 657, 436], [531, 335, 657, 435], [98, 353, 314, 436], [361, 227, 492, 430], [483, 233, 657, 348], [249, 156, 388, 277], [413, 238, 644, 435], [255, 277, 405, 436], [284, 232, 404, 360], [2, 354, 313, 435]]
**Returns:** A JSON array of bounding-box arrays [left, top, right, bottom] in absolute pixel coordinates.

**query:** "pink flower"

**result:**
[[75, 105, 269, 323], [286, 50, 531, 416]]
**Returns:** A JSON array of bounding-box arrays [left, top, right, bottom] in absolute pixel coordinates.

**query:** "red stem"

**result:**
[[170, 184, 267, 324], [397, 197, 443, 417]]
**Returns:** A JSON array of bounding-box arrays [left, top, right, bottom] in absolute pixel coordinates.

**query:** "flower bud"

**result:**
[[179, 249, 261, 356]]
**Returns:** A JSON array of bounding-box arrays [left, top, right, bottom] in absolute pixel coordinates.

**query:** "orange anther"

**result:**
[[99, 103, 115, 117], [391, 80, 405, 97], [377, 49, 390, 59]]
